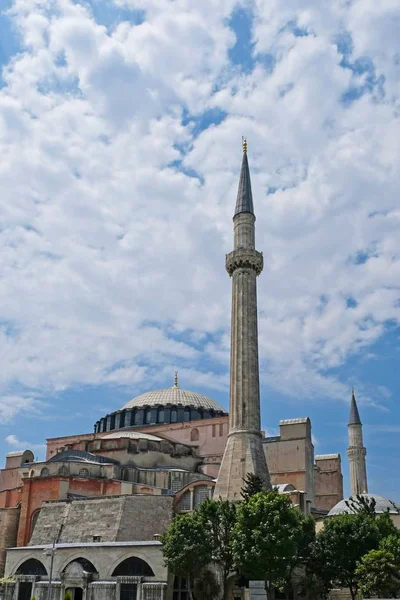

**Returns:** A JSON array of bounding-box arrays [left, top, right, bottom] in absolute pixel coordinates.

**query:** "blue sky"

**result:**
[[0, 0, 399, 501]]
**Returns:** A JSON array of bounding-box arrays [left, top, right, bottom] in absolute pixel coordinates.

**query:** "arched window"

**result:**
[[16, 558, 47, 576], [145, 410, 152, 424], [29, 470, 35, 478], [190, 428, 199, 442], [171, 409, 177, 423], [58, 465, 69, 476], [158, 409, 165, 423], [173, 576, 188, 600], [40, 467, 50, 477], [171, 478, 182, 493], [63, 558, 98, 578], [194, 485, 211, 508], [112, 557, 154, 577], [79, 468, 89, 478]]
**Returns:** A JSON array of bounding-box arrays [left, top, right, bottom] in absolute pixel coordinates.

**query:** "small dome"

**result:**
[[123, 385, 226, 414], [328, 493, 400, 516]]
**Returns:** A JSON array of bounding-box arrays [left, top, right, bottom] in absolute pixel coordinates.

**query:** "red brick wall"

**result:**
[[16, 476, 124, 547]]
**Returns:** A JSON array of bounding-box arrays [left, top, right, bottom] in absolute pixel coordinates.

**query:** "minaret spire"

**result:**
[[235, 138, 254, 216], [347, 389, 368, 495], [214, 143, 271, 500]]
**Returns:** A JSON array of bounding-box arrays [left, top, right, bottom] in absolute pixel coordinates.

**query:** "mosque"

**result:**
[[0, 145, 397, 600]]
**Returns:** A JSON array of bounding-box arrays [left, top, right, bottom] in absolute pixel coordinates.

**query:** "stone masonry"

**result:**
[[30, 495, 174, 545], [214, 143, 271, 500]]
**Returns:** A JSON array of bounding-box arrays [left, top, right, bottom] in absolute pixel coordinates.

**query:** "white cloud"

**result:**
[[5, 434, 46, 451], [0, 0, 398, 420]]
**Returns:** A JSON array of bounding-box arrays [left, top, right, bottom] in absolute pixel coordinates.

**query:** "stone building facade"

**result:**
[[0, 148, 347, 600]]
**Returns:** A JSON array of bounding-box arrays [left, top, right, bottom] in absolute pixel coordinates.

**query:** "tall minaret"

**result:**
[[347, 389, 368, 496], [214, 140, 271, 500]]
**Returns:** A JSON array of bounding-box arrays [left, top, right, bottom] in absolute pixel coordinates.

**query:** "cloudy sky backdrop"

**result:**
[[0, 0, 399, 498]]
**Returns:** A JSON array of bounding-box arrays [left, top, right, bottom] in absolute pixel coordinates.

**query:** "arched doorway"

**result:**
[[112, 557, 154, 600], [65, 587, 83, 600], [16, 559, 47, 600]]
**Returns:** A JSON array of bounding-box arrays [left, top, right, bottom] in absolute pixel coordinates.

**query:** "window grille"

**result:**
[[194, 485, 210, 508], [171, 478, 182, 492], [178, 491, 191, 512], [79, 468, 89, 478]]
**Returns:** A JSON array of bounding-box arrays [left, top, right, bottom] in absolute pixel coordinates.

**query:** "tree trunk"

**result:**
[[265, 581, 275, 600], [222, 573, 228, 600], [187, 574, 194, 600], [349, 586, 357, 600]]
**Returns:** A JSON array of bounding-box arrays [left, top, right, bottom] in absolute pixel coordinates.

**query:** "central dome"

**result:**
[[94, 374, 227, 435], [123, 386, 226, 413]]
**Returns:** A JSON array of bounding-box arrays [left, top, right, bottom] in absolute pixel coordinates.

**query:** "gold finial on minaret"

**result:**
[[174, 371, 179, 388], [242, 136, 247, 154]]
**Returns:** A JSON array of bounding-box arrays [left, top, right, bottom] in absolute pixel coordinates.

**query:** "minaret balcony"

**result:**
[[225, 249, 263, 276]]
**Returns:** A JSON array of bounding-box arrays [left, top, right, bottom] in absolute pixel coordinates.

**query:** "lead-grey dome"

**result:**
[[328, 494, 400, 516], [123, 387, 226, 413]]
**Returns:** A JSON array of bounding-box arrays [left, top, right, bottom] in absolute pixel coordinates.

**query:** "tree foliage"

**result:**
[[197, 498, 237, 600], [345, 494, 377, 516], [161, 512, 213, 599], [241, 473, 266, 501], [313, 513, 381, 600], [356, 548, 400, 598], [232, 489, 314, 599]]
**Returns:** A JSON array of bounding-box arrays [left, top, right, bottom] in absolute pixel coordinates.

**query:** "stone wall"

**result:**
[[5, 542, 167, 581], [0, 506, 20, 575], [264, 419, 315, 503], [314, 455, 344, 512], [30, 494, 174, 545]]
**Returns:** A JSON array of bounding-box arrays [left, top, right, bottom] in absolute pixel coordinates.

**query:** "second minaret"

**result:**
[[347, 389, 368, 496], [214, 141, 271, 500]]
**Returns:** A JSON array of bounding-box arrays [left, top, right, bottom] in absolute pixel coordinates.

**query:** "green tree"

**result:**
[[356, 548, 400, 598], [241, 473, 266, 501], [345, 494, 377, 516], [161, 512, 213, 600], [314, 513, 381, 600], [381, 533, 400, 560], [193, 568, 220, 600], [197, 498, 237, 600], [277, 512, 316, 599], [232, 489, 310, 599]]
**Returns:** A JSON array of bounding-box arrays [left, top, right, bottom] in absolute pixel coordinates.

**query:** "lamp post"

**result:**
[[43, 539, 57, 600]]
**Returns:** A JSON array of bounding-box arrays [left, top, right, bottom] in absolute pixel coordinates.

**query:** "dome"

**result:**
[[123, 386, 226, 414], [94, 374, 227, 435], [328, 493, 400, 516]]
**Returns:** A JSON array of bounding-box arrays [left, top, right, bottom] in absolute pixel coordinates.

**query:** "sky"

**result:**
[[0, 0, 399, 499]]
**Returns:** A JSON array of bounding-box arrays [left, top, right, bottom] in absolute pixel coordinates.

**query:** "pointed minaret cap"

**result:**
[[234, 138, 254, 217], [348, 388, 362, 425]]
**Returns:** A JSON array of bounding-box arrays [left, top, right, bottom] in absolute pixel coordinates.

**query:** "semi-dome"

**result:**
[[328, 493, 400, 516], [123, 387, 226, 413]]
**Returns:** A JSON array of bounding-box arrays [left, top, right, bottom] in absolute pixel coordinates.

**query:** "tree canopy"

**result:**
[[313, 512, 382, 600], [232, 489, 314, 599]]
